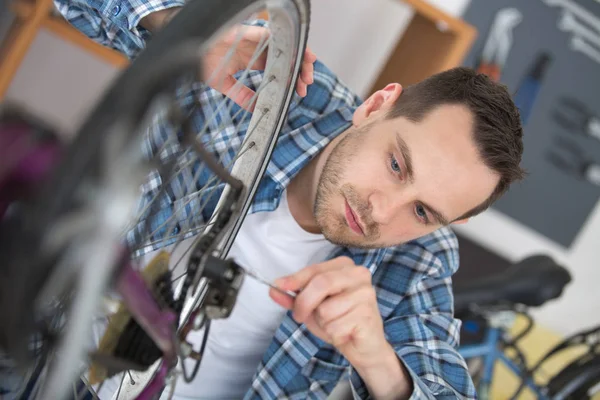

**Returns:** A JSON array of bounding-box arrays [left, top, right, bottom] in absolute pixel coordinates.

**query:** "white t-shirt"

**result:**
[[92, 190, 336, 399], [99, 190, 336, 398], [172, 189, 337, 399]]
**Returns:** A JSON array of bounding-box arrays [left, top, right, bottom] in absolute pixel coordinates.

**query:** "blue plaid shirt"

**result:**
[[53, 1, 477, 399]]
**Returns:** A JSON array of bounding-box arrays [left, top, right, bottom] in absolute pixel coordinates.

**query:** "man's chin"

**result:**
[[320, 225, 383, 250]]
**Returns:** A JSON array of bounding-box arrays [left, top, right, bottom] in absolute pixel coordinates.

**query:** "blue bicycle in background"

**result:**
[[454, 254, 600, 399]]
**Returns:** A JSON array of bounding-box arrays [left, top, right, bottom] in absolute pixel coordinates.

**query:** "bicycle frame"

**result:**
[[0, 110, 247, 399], [115, 260, 178, 399], [0, 107, 176, 399], [459, 327, 550, 400]]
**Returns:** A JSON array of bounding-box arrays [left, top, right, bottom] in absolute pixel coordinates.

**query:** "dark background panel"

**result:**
[[461, 0, 600, 248]]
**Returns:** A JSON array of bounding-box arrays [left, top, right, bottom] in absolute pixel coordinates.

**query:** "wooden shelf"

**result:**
[[0, 0, 128, 99], [1, 0, 477, 101], [368, 0, 477, 94], [42, 17, 129, 68]]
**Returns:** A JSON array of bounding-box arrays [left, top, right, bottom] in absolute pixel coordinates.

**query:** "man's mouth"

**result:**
[[344, 199, 364, 236]]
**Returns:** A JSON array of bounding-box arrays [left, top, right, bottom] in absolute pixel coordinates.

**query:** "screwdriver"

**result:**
[[242, 267, 297, 299]]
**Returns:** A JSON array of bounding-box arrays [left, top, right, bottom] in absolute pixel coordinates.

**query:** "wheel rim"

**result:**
[[1, 0, 308, 398]]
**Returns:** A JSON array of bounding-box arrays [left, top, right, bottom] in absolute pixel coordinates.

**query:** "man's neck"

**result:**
[[286, 130, 346, 234]]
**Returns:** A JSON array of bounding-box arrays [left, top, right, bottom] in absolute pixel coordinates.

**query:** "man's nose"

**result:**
[[368, 189, 408, 224]]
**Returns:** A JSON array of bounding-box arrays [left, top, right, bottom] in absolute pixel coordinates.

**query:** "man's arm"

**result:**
[[54, 0, 184, 58], [349, 240, 476, 399], [139, 7, 181, 32], [351, 342, 413, 399], [270, 241, 475, 399]]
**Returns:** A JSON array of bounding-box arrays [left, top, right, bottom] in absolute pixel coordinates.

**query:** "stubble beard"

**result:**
[[313, 125, 382, 249]]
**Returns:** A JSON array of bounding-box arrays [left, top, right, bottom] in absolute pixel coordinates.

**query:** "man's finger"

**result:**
[[313, 286, 370, 325], [301, 60, 314, 85], [246, 46, 268, 71], [269, 287, 295, 310], [304, 47, 317, 63], [225, 25, 270, 45], [296, 80, 307, 97], [276, 256, 353, 292], [217, 76, 257, 111], [291, 266, 368, 323], [320, 307, 365, 348]]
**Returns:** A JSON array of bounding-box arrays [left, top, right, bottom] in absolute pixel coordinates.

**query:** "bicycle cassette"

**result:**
[[88, 251, 176, 384]]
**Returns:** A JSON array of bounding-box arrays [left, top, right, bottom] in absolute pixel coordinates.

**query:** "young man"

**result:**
[[54, 1, 524, 399]]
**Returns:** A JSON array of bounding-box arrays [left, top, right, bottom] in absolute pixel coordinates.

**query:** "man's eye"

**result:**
[[415, 204, 429, 223], [390, 155, 401, 174]]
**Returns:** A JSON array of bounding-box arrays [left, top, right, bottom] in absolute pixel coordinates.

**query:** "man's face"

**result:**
[[314, 104, 499, 249]]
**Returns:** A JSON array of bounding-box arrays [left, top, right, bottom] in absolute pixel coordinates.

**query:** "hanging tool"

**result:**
[[552, 97, 600, 142], [570, 35, 600, 65], [513, 52, 552, 125], [541, 0, 600, 35], [559, 11, 600, 49], [476, 8, 523, 82], [546, 136, 600, 187]]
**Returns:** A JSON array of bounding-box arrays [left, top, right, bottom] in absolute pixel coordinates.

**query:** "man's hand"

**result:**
[[270, 257, 413, 399], [141, 9, 316, 111], [140, 7, 181, 32], [201, 25, 316, 111]]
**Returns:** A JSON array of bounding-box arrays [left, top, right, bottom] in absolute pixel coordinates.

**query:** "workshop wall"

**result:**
[[5, 29, 119, 140], [307, 0, 472, 97], [454, 0, 600, 335], [461, 0, 600, 248]]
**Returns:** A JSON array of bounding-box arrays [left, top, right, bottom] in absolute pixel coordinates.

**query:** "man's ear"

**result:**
[[352, 83, 402, 126], [451, 218, 470, 225]]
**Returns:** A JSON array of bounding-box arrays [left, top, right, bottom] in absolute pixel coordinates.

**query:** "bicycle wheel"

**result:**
[[547, 355, 600, 400], [0, 0, 310, 398]]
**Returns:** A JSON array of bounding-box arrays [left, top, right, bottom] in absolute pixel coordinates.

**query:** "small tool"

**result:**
[[559, 11, 600, 50], [541, 0, 600, 35], [476, 8, 523, 81], [546, 136, 600, 187], [552, 96, 600, 142], [570, 35, 600, 66], [242, 267, 297, 299], [514, 52, 552, 125]]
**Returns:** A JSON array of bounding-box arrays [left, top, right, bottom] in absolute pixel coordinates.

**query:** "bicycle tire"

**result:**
[[547, 355, 600, 400], [1, 0, 310, 398]]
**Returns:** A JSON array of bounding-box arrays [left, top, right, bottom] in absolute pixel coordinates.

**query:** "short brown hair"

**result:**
[[386, 67, 525, 220]]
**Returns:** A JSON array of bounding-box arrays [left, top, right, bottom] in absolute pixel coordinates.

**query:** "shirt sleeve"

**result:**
[[54, 0, 185, 58], [349, 234, 477, 399]]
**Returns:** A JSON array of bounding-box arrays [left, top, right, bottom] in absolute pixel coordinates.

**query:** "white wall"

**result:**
[[307, 0, 415, 97], [6, 30, 119, 139], [307, 0, 471, 98], [425, 0, 471, 17]]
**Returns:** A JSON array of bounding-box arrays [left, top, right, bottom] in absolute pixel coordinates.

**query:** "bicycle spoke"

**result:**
[[132, 92, 258, 254], [14, 2, 307, 397], [139, 107, 271, 292], [126, 370, 135, 385], [77, 378, 91, 400], [203, 23, 252, 97], [137, 105, 269, 254], [94, 380, 104, 399], [130, 26, 275, 258], [115, 372, 126, 399], [160, 25, 270, 177], [30, 362, 48, 399], [164, 109, 269, 276]]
